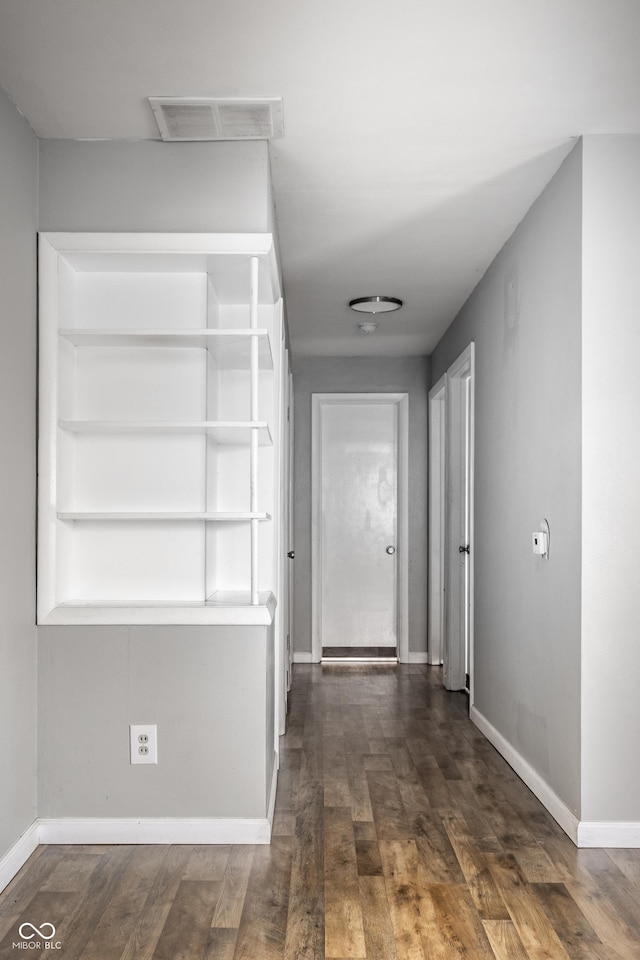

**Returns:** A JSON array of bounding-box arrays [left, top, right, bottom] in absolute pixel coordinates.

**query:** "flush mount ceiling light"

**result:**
[[349, 296, 403, 314], [148, 97, 284, 141]]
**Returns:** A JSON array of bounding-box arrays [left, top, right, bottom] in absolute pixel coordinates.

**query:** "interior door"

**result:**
[[318, 399, 398, 654], [277, 342, 291, 737], [286, 368, 294, 690], [428, 375, 446, 665], [444, 343, 475, 692]]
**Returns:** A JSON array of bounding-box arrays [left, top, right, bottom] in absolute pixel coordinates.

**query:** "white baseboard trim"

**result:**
[[406, 652, 429, 664], [38, 816, 272, 846], [0, 821, 39, 894], [470, 705, 580, 845], [267, 754, 278, 827], [293, 652, 313, 663], [0, 767, 279, 892], [577, 821, 640, 848], [1, 800, 277, 892]]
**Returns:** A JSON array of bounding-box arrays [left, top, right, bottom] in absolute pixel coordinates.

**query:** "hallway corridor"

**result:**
[[1, 664, 640, 959]]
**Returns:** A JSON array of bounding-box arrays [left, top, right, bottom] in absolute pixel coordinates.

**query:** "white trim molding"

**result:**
[[267, 754, 278, 825], [1, 797, 279, 893], [470, 705, 580, 845], [444, 342, 475, 696], [469, 709, 640, 847], [0, 821, 39, 895], [577, 821, 640, 848], [428, 373, 446, 666], [37, 765, 279, 849], [37, 816, 272, 846], [293, 651, 314, 663]]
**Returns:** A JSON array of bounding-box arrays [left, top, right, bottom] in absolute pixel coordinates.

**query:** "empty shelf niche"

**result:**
[[38, 232, 282, 623]]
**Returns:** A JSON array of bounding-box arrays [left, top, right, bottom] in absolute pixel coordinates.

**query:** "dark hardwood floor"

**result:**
[[2, 663, 640, 959]]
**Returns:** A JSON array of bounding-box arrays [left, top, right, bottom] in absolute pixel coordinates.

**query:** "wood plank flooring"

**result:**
[[2, 663, 640, 959]]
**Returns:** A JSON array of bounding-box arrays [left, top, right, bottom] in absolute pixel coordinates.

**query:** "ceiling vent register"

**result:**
[[148, 97, 283, 141]]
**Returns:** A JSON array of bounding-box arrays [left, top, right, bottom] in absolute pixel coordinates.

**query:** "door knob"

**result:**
[[287, 550, 295, 559], [459, 544, 470, 554], [386, 545, 396, 555]]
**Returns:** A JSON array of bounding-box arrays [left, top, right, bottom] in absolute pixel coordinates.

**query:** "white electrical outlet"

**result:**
[[130, 724, 157, 764]]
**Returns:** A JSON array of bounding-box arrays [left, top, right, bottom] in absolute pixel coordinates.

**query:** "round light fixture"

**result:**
[[349, 296, 403, 314]]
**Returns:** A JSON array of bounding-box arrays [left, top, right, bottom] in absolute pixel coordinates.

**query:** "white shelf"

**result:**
[[57, 512, 272, 521], [58, 420, 272, 445], [49, 233, 280, 305], [40, 591, 278, 626], [38, 232, 282, 626], [59, 328, 274, 369]]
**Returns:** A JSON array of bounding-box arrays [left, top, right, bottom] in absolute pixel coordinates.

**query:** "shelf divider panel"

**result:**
[[250, 256, 260, 605]]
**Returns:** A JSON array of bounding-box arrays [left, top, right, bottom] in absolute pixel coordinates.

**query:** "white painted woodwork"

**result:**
[[428, 374, 446, 665], [314, 397, 399, 652], [38, 232, 284, 625], [43, 592, 277, 626], [444, 343, 475, 693], [272, 324, 289, 747], [56, 512, 271, 520], [59, 329, 274, 366], [286, 367, 295, 691], [0, 824, 40, 897], [250, 256, 260, 604], [59, 421, 272, 443]]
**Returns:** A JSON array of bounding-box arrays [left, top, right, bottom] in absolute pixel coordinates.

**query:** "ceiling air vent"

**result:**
[[148, 97, 283, 141]]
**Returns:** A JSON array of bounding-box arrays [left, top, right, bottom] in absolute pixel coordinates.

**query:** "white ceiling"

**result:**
[[1, 0, 640, 357]]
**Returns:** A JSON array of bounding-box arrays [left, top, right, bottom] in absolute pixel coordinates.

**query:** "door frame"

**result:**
[[274, 317, 290, 747], [277, 348, 293, 738], [311, 393, 409, 663], [428, 373, 447, 665], [286, 368, 294, 692], [443, 342, 475, 697]]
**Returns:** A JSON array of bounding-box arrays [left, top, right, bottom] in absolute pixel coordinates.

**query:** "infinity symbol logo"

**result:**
[[19, 922, 56, 940]]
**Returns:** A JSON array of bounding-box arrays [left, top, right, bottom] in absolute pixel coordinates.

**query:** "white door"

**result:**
[[278, 352, 293, 734], [428, 374, 446, 665], [314, 397, 399, 655], [286, 369, 294, 690], [444, 343, 475, 692], [276, 342, 291, 738]]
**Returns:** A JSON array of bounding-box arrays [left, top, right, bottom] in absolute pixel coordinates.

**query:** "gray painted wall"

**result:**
[[581, 135, 640, 821], [37, 139, 277, 819], [39, 139, 272, 233], [431, 144, 583, 814], [39, 627, 273, 818], [0, 88, 38, 859], [291, 355, 430, 658]]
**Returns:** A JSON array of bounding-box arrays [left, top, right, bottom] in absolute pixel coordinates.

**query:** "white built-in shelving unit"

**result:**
[[37, 233, 283, 625]]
